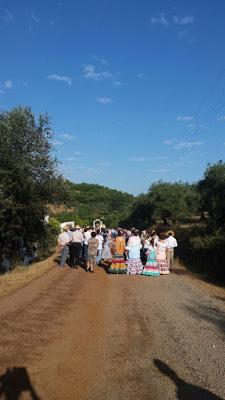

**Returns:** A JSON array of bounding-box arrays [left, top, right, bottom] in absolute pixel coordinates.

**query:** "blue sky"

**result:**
[[1, 0, 225, 194]]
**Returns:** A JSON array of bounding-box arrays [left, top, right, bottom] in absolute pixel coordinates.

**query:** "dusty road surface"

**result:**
[[0, 261, 224, 400]]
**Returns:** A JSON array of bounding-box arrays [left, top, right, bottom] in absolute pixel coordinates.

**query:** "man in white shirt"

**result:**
[[70, 225, 84, 268], [96, 230, 103, 265], [166, 231, 178, 270], [58, 226, 70, 268]]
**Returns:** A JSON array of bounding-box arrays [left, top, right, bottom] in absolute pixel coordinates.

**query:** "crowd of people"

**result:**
[[58, 225, 178, 275]]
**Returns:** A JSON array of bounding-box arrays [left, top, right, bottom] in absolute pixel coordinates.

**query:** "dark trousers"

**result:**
[[83, 244, 88, 262], [70, 242, 82, 267]]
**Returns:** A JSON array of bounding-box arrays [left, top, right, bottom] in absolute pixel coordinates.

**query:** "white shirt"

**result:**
[[127, 236, 142, 248], [84, 230, 92, 245], [143, 238, 150, 249], [166, 236, 178, 248], [96, 234, 103, 250], [72, 230, 84, 243], [58, 232, 70, 247], [67, 230, 73, 242]]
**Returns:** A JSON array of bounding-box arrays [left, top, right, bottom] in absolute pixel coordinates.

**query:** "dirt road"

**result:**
[[0, 261, 224, 400]]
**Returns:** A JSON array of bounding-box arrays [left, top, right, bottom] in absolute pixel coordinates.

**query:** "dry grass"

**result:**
[[0, 253, 58, 301]]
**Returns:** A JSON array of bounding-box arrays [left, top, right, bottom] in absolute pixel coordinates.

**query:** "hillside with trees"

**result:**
[[52, 181, 134, 227]]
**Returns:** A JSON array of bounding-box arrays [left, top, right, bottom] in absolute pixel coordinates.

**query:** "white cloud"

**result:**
[[48, 74, 72, 86], [1, 9, 14, 24], [151, 168, 171, 173], [174, 15, 194, 25], [174, 141, 203, 150], [91, 56, 108, 66], [67, 156, 81, 161], [177, 115, 193, 121], [217, 116, 225, 121], [96, 162, 111, 166], [30, 11, 40, 23], [163, 139, 174, 145], [186, 123, 204, 130], [137, 73, 148, 80], [130, 157, 146, 162], [82, 64, 122, 85], [83, 64, 107, 80], [113, 80, 123, 86], [96, 97, 113, 104], [151, 156, 168, 160], [0, 80, 13, 93], [58, 133, 76, 140], [52, 139, 64, 146], [4, 80, 13, 89], [150, 13, 168, 27]]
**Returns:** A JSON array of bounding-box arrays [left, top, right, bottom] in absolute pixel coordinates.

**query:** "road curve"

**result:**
[[0, 262, 224, 400]]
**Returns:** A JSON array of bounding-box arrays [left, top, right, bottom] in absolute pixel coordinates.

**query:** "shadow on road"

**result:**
[[0, 367, 41, 400], [183, 302, 225, 335], [154, 359, 223, 400]]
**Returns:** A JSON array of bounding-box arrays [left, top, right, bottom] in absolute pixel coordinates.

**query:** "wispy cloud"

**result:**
[[96, 97, 113, 104], [163, 139, 175, 145], [1, 9, 14, 24], [96, 162, 111, 167], [151, 168, 171, 173], [82, 64, 122, 86], [30, 11, 40, 24], [137, 73, 148, 81], [174, 141, 203, 150], [151, 156, 168, 160], [174, 15, 194, 25], [49, 20, 55, 28], [130, 157, 146, 162], [150, 13, 168, 27], [28, 10, 40, 32], [186, 123, 204, 130], [217, 116, 225, 121], [0, 80, 13, 94], [67, 156, 81, 161], [177, 115, 193, 121], [53, 139, 64, 146], [4, 80, 13, 89], [91, 56, 108, 66], [58, 133, 76, 140], [48, 74, 72, 86]]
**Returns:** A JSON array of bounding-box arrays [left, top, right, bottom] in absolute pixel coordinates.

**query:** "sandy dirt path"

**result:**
[[0, 261, 224, 400]]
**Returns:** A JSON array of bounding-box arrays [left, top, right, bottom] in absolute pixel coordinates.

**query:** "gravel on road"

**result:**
[[0, 261, 224, 400]]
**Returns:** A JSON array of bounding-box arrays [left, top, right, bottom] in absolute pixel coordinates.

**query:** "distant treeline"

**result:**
[[53, 181, 134, 227], [119, 161, 225, 281]]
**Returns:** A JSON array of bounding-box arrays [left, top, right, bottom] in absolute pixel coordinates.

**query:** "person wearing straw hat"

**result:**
[[166, 231, 178, 271]]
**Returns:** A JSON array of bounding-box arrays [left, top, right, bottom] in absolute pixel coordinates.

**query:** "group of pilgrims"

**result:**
[[58, 224, 178, 275]]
